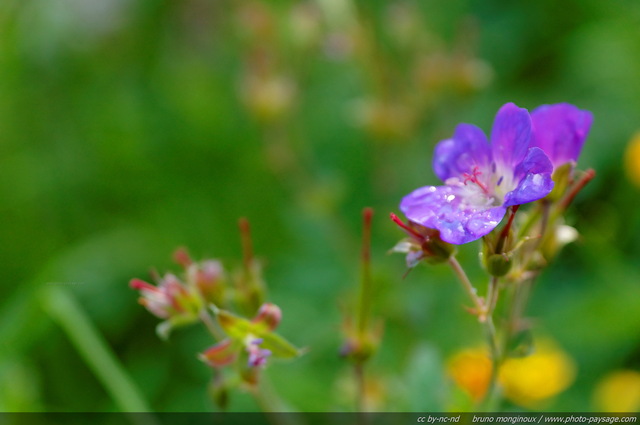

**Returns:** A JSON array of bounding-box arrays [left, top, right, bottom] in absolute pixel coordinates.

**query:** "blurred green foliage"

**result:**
[[1, 0, 640, 413]]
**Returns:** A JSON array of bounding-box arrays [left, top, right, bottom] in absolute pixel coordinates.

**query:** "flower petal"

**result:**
[[531, 103, 593, 167], [503, 147, 554, 207], [400, 185, 507, 244], [491, 103, 532, 169], [433, 124, 491, 182]]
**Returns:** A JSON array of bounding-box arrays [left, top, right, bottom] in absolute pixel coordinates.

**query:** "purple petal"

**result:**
[[400, 185, 507, 244], [490, 103, 532, 169], [503, 147, 554, 207], [433, 124, 491, 182], [531, 103, 593, 167]]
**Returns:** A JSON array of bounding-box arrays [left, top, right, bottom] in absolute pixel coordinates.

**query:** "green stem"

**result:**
[[447, 257, 502, 410], [353, 208, 374, 412], [249, 377, 300, 425], [447, 256, 485, 317], [42, 287, 155, 419], [487, 276, 500, 315], [357, 208, 374, 336], [555, 168, 596, 214], [199, 308, 225, 340], [354, 362, 365, 412], [481, 315, 502, 411]]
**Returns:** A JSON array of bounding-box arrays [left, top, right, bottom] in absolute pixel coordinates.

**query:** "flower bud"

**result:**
[[485, 253, 512, 277], [199, 339, 238, 368], [130, 274, 202, 320], [340, 336, 375, 363], [390, 213, 455, 266], [172, 247, 193, 268], [208, 371, 230, 411], [251, 303, 282, 332], [188, 260, 225, 305], [130, 273, 204, 339], [420, 232, 456, 264]]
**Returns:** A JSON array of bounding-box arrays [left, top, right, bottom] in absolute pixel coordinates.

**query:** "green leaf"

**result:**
[[215, 309, 255, 339], [259, 332, 303, 359], [41, 287, 153, 414], [213, 307, 303, 359]]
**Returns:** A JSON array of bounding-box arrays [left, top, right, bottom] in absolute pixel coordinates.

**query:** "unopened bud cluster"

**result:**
[[130, 222, 302, 408]]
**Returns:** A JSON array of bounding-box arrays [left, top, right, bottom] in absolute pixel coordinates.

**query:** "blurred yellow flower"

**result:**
[[625, 132, 640, 187], [447, 348, 493, 402], [593, 370, 640, 412], [499, 343, 576, 408], [447, 342, 575, 408]]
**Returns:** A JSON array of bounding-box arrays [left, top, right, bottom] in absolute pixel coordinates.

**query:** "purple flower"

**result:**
[[246, 338, 272, 368], [530, 103, 593, 168], [400, 103, 554, 245]]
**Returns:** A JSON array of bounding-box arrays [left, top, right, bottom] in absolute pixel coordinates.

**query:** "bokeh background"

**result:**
[[1, 0, 640, 413]]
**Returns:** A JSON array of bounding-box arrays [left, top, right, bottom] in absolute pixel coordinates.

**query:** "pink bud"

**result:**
[[173, 247, 193, 268], [252, 303, 282, 331], [188, 260, 225, 304], [130, 273, 202, 320]]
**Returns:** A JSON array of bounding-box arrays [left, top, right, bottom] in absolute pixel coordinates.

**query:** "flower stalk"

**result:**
[[447, 256, 502, 408], [341, 207, 383, 411], [357, 207, 374, 337]]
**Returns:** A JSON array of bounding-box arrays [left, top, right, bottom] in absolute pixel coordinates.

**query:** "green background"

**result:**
[[1, 0, 640, 413]]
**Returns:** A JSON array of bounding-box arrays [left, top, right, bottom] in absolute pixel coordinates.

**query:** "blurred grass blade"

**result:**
[[41, 287, 153, 415]]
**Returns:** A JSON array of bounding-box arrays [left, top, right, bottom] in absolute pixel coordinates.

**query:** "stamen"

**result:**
[[462, 166, 489, 194], [390, 213, 424, 241]]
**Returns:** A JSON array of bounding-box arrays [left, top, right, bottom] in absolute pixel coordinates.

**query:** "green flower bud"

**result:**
[[485, 253, 512, 277]]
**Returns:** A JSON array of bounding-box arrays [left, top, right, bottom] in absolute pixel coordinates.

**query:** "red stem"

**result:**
[[496, 205, 519, 253], [558, 168, 596, 211], [238, 217, 254, 272]]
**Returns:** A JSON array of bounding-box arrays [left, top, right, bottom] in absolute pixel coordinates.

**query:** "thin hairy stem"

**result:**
[[448, 257, 502, 410], [447, 256, 485, 317], [487, 276, 500, 315]]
